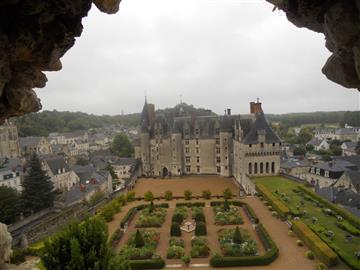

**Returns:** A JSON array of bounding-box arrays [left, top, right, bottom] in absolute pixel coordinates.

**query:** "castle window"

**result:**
[[215, 128, 220, 135], [195, 129, 199, 136], [216, 138, 220, 144], [196, 148, 199, 154], [216, 147, 220, 154], [279, 142, 282, 146], [224, 138, 227, 143], [225, 156, 228, 160], [185, 140, 189, 145], [260, 142, 264, 148], [271, 162, 275, 173], [225, 166, 228, 170], [254, 163, 258, 174], [249, 144, 252, 148], [186, 166, 191, 172], [196, 139, 199, 144], [216, 156, 221, 163], [266, 162, 269, 173], [186, 156, 190, 163], [248, 163, 252, 174], [324, 171, 329, 178], [185, 147, 189, 153], [185, 129, 189, 135], [196, 166, 200, 173], [217, 166, 221, 173], [272, 143, 275, 147], [260, 162, 263, 173], [196, 156, 200, 163]]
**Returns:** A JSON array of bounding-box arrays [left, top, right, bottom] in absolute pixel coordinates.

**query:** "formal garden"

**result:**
[[256, 176, 360, 269]]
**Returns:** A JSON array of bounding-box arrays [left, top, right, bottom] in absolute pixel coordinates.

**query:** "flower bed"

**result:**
[[191, 237, 210, 258], [136, 207, 167, 228], [218, 228, 257, 257], [119, 230, 160, 260], [213, 203, 243, 225], [167, 238, 185, 259]]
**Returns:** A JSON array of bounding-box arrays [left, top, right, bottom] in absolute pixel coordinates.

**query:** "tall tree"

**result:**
[[110, 133, 134, 157], [0, 186, 19, 224], [356, 141, 360, 155], [21, 154, 54, 213]]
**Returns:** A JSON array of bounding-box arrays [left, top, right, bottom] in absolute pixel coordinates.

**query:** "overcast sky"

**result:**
[[39, 0, 360, 116]]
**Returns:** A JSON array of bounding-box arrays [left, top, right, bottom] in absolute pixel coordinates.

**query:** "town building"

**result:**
[[280, 157, 311, 180], [135, 100, 282, 194], [306, 137, 330, 151], [0, 120, 20, 158], [341, 141, 358, 156], [111, 157, 137, 180], [19, 136, 52, 157], [0, 168, 22, 192]]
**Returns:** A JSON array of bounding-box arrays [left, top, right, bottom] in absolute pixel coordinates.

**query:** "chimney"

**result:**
[[250, 100, 262, 114]]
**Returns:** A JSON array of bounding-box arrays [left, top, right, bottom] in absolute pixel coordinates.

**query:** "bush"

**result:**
[[176, 202, 205, 208], [126, 191, 136, 202], [223, 188, 233, 199], [10, 249, 26, 265], [202, 189, 211, 199], [195, 221, 207, 236], [99, 200, 121, 222], [167, 245, 185, 259], [172, 207, 187, 224], [144, 191, 154, 202], [184, 189, 192, 200], [181, 255, 191, 265], [296, 240, 303, 246], [129, 258, 165, 270], [164, 190, 173, 201], [288, 230, 294, 237], [191, 237, 210, 258], [121, 207, 138, 228], [242, 204, 259, 224], [316, 262, 328, 270], [256, 184, 290, 219], [336, 221, 360, 236], [192, 207, 205, 222], [306, 250, 315, 260], [170, 223, 181, 237], [292, 220, 338, 266]]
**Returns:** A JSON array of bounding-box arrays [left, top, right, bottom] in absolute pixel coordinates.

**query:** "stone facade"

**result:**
[[19, 136, 52, 157], [135, 101, 281, 191], [0, 120, 20, 159]]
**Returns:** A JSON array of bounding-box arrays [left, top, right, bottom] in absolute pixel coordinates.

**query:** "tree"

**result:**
[[233, 226, 242, 244], [355, 141, 360, 155], [148, 201, 155, 213], [297, 128, 313, 145], [164, 190, 173, 201], [106, 163, 118, 180], [170, 223, 181, 237], [306, 144, 314, 152], [0, 186, 19, 224], [184, 189, 192, 200], [144, 191, 154, 202], [223, 188, 233, 199], [330, 144, 342, 156], [134, 229, 145, 248], [293, 145, 307, 156], [111, 133, 134, 157], [41, 217, 123, 270], [21, 154, 54, 213], [223, 199, 230, 212], [202, 190, 211, 200]]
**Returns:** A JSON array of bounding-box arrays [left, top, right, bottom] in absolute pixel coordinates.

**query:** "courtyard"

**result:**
[[107, 176, 319, 269]]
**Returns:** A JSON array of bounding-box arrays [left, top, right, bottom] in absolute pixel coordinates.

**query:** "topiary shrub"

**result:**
[[195, 222, 207, 236], [172, 213, 185, 224], [170, 223, 181, 237], [126, 191, 136, 202], [202, 189, 211, 199], [184, 189, 192, 200], [134, 229, 145, 248], [223, 188, 233, 199], [316, 262, 327, 270], [232, 226, 242, 244], [296, 240, 303, 247], [164, 190, 173, 201], [305, 250, 315, 260], [144, 191, 154, 202], [288, 230, 294, 237]]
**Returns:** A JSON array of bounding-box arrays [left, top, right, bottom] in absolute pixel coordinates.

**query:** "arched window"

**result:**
[[266, 162, 269, 173], [248, 163, 252, 174], [271, 162, 275, 174], [254, 162, 258, 174], [260, 162, 263, 174]]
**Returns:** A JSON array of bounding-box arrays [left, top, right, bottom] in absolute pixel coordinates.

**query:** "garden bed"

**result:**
[[167, 238, 185, 259], [191, 237, 210, 258], [213, 201, 243, 225], [218, 227, 257, 257]]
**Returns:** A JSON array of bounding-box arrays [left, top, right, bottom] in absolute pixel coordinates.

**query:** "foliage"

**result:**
[[41, 216, 120, 270], [136, 207, 167, 228], [144, 191, 154, 202], [181, 255, 191, 265], [176, 202, 205, 208], [202, 189, 211, 199], [126, 191, 136, 202], [218, 228, 257, 257], [167, 238, 185, 259], [292, 220, 338, 266], [164, 190, 173, 201], [128, 258, 165, 270], [293, 145, 307, 156], [192, 207, 205, 222], [98, 200, 121, 222], [316, 262, 328, 270], [223, 188, 233, 199], [190, 237, 210, 258], [0, 186, 19, 224], [120, 230, 160, 260], [305, 250, 315, 260], [21, 154, 54, 214], [172, 207, 188, 223], [88, 191, 105, 206], [233, 227, 242, 244], [296, 240, 304, 246], [184, 189, 192, 200], [170, 223, 181, 237], [111, 133, 134, 157], [213, 205, 243, 225], [106, 163, 118, 180], [223, 199, 230, 211], [134, 230, 145, 248], [195, 222, 207, 236], [169, 238, 185, 248], [242, 204, 259, 224], [256, 183, 290, 218]]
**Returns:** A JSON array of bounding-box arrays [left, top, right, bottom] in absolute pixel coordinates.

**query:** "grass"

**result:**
[[256, 176, 360, 269]]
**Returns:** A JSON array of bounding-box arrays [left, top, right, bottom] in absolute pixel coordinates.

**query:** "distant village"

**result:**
[[0, 120, 139, 208], [281, 125, 360, 216]]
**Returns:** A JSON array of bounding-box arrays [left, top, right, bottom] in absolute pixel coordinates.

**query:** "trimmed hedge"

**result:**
[[210, 223, 278, 267], [110, 228, 124, 248], [195, 221, 207, 236], [170, 222, 181, 237], [292, 220, 338, 266], [129, 258, 165, 270], [256, 184, 290, 219], [176, 202, 205, 208], [210, 200, 244, 207], [298, 186, 360, 230], [242, 204, 259, 224]]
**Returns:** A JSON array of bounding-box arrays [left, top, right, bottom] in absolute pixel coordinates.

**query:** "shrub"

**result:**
[[306, 250, 315, 260], [223, 188, 233, 199], [296, 240, 303, 246], [195, 221, 207, 236], [191, 237, 210, 258], [144, 191, 154, 202], [172, 207, 187, 223], [136, 207, 167, 228], [202, 189, 211, 199], [181, 255, 191, 265], [170, 223, 181, 237], [164, 190, 173, 201], [316, 262, 328, 270], [169, 237, 184, 248], [184, 189, 192, 200], [167, 245, 185, 259], [110, 228, 124, 248], [292, 220, 338, 266], [129, 258, 165, 270], [126, 191, 136, 202], [121, 207, 137, 228], [242, 204, 259, 224], [288, 230, 294, 237], [10, 249, 26, 265], [256, 184, 290, 218], [336, 221, 360, 236], [192, 207, 205, 222], [134, 230, 145, 248]]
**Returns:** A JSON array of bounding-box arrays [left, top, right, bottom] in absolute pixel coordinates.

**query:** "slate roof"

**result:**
[[281, 158, 311, 169], [335, 128, 358, 135], [19, 136, 43, 147], [334, 156, 360, 168], [44, 156, 69, 175], [342, 141, 357, 149], [313, 159, 358, 172], [112, 158, 136, 166], [307, 137, 327, 147], [72, 165, 106, 184]]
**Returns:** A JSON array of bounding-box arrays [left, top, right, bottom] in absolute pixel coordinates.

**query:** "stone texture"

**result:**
[[0, 0, 122, 123], [267, 0, 360, 91]]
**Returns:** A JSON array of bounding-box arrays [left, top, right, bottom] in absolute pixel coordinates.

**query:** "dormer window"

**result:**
[[249, 144, 252, 148], [260, 142, 264, 148]]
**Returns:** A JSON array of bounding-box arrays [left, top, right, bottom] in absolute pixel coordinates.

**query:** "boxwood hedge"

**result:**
[[256, 184, 290, 219], [129, 258, 165, 269]]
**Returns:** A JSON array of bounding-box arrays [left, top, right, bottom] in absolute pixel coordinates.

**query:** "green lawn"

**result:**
[[256, 176, 360, 270]]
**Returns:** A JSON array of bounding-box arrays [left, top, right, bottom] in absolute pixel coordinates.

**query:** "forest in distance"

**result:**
[[12, 107, 360, 138]]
